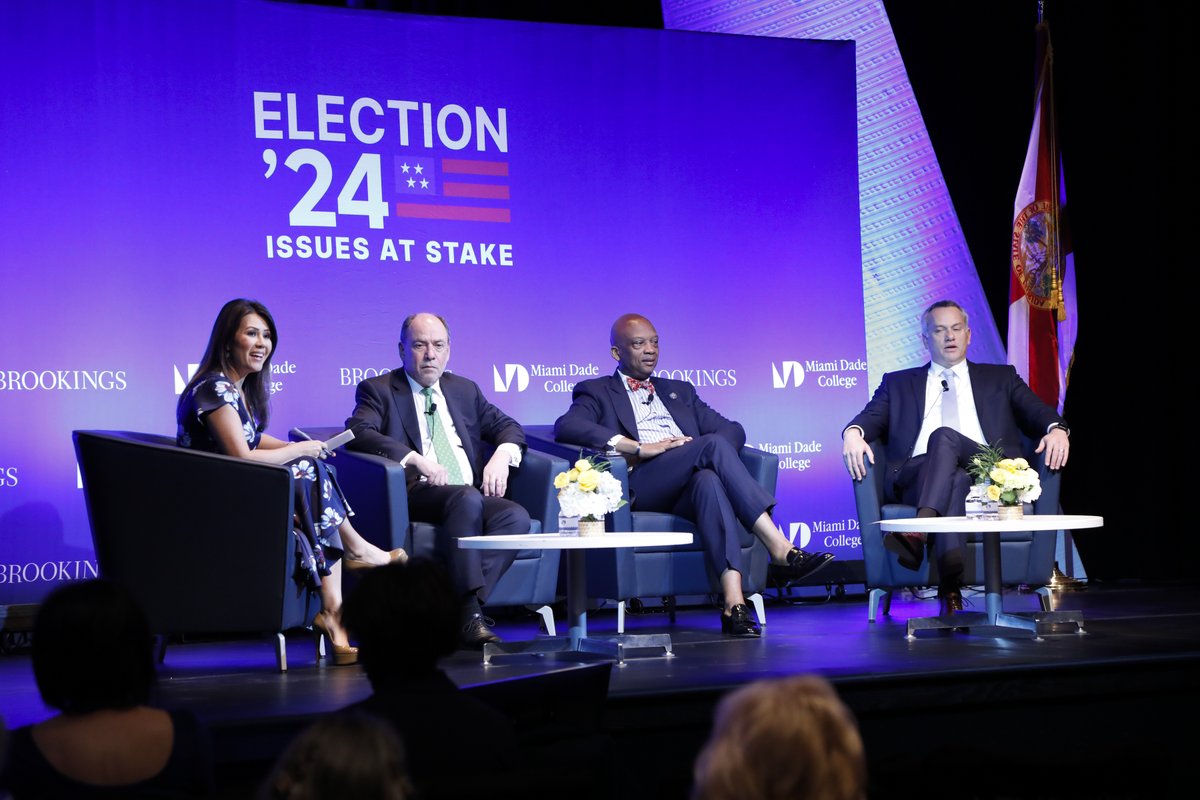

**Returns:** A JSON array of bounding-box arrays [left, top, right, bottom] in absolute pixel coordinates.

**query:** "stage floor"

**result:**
[[3, 580, 1197, 798]]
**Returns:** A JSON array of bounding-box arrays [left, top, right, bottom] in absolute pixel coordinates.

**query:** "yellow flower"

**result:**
[[577, 471, 599, 492], [1012, 457, 1029, 470], [988, 467, 1009, 484], [567, 468, 580, 482], [986, 484, 1002, 501], [554, 472, 570, 490], [997, 459, 1019, 471], [575, 458, 593, 473]]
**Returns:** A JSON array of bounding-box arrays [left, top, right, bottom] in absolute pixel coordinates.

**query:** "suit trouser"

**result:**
[[408, 484, 529, 603], [894, 426, 980, 585], [629, 434, 775, 580]]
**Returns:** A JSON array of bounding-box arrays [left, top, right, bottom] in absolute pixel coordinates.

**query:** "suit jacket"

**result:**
[[554, 371, 745, 453], [346, 370, 525, 490], [845, 360, 1066, 499]]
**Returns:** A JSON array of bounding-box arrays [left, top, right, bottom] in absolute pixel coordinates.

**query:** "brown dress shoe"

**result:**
[[883, 532, 927, 570]]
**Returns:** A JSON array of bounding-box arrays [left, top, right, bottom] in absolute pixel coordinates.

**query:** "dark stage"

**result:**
[[2, 580, 1196, 799]]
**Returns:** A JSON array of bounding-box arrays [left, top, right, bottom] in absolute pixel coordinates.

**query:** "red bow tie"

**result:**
[[627, 377, 655, 394]]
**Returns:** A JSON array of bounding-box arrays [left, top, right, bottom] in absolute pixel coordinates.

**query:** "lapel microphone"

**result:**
[[426, 402, 437, 415], [922, 379, 950, 420]]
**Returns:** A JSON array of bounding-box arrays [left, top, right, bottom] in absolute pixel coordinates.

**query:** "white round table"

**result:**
[[459, 531, 693, 664], [880, 514, 1103, 638]]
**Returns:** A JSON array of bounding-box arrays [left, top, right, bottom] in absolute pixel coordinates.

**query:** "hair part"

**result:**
[[179, 298, 277, 428]]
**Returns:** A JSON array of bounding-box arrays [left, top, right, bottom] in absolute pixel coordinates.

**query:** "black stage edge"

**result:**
[[2, 581, 1196, 798]]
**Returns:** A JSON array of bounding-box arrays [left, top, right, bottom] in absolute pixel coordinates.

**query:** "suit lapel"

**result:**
[[909, 365, 929, 431], [440, 376, 478, 468], [607, 372, 640, 440], [391, 372, 424, 452]]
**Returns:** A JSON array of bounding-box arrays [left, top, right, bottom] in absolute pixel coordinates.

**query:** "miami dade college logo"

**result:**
[[492, 363, 529, 392], [1012, 200, 1058, 310], [771, 361, 804, 389], [173, 363, 199, 394], [787, 521, 812, 549]]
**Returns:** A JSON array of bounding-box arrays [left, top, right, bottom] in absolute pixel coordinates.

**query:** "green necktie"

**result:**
[[422, 387, 464, 485]]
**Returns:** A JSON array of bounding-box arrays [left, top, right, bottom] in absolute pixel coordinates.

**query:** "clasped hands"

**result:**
[[629, 435, 692, 464]]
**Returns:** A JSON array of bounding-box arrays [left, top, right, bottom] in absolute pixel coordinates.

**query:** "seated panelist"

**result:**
[[177, 298, 403, 666], [553, 313, 835, 638], [345, 312, 530, 649]]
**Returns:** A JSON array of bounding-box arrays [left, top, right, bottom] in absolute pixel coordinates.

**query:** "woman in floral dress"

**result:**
[[176, 299, 403, 664]]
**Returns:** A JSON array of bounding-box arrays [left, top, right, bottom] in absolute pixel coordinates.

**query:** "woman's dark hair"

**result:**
[[32, 579, 156, 714], [343, 558, 459, 684], [178, 298, 278, 428]]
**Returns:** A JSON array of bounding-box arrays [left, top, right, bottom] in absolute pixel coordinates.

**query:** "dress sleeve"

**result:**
[[190, 375, 244, 418]]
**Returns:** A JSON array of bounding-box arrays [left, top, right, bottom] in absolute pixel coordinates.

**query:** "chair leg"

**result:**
[[868, 588, 892, 622], [152, 634, 167, 664], [665, 596, 677, 624], [617, 600, 626, 634], [747, 592, 766, 627], [535, 604, 556, 637], [275, 632, 288, 672], [1036, 586, 1054, 611]]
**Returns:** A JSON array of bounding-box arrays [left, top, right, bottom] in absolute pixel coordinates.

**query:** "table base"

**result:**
[[482, 633, 674, 667], [905, 609, 1087, 640]]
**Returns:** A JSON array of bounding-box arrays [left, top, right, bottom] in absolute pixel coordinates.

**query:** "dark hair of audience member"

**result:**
[[32, 579, 156, 714], [691, 674, 867, 800], [259, 711, 412, 800], [342, 558, 459, 684]]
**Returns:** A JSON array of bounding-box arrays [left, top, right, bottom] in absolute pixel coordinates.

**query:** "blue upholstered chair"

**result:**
[[852, 437, 1061, 622], [290, 427, 567, 633], [73, 430, 319, 671], [524, 425, 776, 631]]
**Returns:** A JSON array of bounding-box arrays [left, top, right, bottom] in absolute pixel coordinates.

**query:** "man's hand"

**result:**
[[481, 450, 512, 497], [1034, 427, 1070, 470], [409, 452, 450, 485], [842, 427, 874, 481], [635, 436, 692, 461]]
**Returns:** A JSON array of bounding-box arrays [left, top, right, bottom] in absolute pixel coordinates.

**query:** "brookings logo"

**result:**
[[786, 521, 812, 549], [771, 361, 804, 389], [493, 363, 530, 392]]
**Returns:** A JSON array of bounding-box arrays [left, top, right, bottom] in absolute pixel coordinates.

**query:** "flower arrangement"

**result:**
[[985, 457, 1042, 506], [554, 456, 627, 522], [966, 441, 1006, 486]]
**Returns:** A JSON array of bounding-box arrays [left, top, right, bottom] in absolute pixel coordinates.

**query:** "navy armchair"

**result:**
[[853, 437, 1061, 622], [290, 427, 567, 633], [73, 430, 319, 671], [524, 425, 776, 631]]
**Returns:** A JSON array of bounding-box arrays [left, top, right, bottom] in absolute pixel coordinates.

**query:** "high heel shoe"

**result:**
[[343, 547, 407, 572], [312, 613, 359, 666]]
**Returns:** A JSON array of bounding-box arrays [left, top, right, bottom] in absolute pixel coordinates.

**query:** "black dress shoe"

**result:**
[[461, 613, 502, 649], [773, 547, 835, 581], [720, 604, 762, 638], [883, 532, 927, 570]]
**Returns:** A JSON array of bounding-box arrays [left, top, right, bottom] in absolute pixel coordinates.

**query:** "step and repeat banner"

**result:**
[[0, 0, 864, 604]]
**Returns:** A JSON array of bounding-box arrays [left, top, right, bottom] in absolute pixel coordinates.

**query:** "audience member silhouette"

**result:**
[[340, 558, 517, 795], [691, 674, 866, 800], [258, 710, 413, 800], [0, 579, 214, 797]]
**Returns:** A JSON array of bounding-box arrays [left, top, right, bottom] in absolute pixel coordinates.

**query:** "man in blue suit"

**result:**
[[842, 300, 1070, 613], [346, 312, 529, 647], [554, 313, 834, 638]]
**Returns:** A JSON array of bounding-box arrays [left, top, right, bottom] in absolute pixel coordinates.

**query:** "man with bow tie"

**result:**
[[553, 313, 835, 637]]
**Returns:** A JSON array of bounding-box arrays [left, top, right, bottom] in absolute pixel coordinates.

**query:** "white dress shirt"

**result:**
[[400, 373, 521, 480]]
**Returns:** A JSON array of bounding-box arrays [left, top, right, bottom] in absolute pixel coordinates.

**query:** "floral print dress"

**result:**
[[177, 372, 350, 589]]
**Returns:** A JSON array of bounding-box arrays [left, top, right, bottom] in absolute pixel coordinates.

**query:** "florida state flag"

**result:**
[[1009, 18, 1076, 415]]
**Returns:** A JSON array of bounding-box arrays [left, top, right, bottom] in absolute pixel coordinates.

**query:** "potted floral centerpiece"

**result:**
[[554, 455, 627, 536], [967, 441, 1041, 520]]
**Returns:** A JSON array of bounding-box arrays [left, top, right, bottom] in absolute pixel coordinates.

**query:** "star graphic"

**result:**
[[400, 162, 411, 174], [414, 164, 424, 175], [406, 177, 416, 187], [419, 178, 430, 189]]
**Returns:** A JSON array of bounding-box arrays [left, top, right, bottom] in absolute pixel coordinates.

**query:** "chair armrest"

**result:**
[[738, 446, 779, 496], [510, 448, 570, 532], [292, 427, 411, 551]]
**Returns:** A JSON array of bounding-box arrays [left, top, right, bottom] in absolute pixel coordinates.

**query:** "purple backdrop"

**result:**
[[0, 0, 863, 603]]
